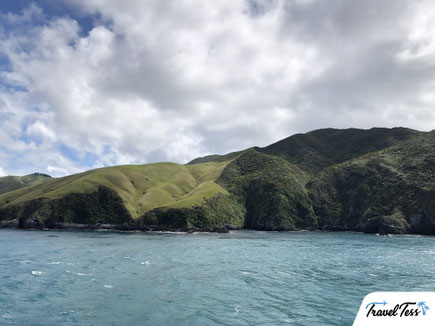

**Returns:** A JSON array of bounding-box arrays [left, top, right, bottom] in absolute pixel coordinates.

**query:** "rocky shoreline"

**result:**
[[0, 218, 429, 236], [0, 219, 235, 233]]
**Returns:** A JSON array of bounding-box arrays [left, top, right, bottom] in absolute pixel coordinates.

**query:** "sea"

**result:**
[[0, 229, 434, 325]]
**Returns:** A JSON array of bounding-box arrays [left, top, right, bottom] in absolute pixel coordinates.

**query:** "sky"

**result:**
[[1, 0, 435, 177]]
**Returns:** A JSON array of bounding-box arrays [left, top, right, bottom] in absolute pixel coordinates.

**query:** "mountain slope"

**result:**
[[0, 161, 240, 230], [0, 127, 434, 235], [217, 149, 316, 230], [0, 173, 52, 195], [307, 131, 435, 234], [186, 149, 249, 165], [258, 127, 420, 172]]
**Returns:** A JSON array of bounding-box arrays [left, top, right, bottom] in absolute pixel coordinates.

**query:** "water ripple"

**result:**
[[0, 230, 434, 325]]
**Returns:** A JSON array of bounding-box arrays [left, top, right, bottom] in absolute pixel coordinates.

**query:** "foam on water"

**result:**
[[0, 229, 434, 325]]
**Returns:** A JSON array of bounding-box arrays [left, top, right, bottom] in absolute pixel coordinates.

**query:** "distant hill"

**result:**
[[186, 149, 249, 165], [1, 127, 434, 235], [0, 173, 51, 195]]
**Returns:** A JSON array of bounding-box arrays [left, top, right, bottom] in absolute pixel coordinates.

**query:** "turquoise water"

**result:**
[[0, 230, 434, 325]]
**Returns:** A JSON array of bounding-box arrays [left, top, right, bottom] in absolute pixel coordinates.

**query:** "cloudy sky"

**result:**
[[1, 0, 435, 177]]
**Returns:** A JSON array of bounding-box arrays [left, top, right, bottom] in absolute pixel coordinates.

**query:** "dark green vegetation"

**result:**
[[1, 127, 434, 235]]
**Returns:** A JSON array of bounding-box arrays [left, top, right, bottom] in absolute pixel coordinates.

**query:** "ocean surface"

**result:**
[[0, 230, 434, 326]]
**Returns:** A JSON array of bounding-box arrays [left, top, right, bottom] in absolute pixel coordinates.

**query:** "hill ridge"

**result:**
[[0, 127, 434, 235]]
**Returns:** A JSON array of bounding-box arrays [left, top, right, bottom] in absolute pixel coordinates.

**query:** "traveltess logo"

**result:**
[[366, 300, 429, 317], [353, 292, 435, 326]]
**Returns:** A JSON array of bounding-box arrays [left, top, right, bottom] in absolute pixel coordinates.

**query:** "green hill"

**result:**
[[0, 173, 52, 195], [307, 131, 435, 235], [0, 127, 434, 235], [186, 149, 249, 165], [258, 127, 420, 172], [0, 161, 240, 230]]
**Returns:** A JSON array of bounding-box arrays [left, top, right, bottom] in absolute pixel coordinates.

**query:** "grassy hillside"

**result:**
[[0, 162, 231, 216], [0, 161, 240, 229], [1, 127, 434, 234], [0, 173, 51, 195], [186, 149, 250, 165], [259, 127, 420, 172]]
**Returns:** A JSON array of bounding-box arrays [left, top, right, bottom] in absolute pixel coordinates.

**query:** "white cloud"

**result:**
[[26, 120, 56, 142], [397, 1, 435, 63], [0, 0, 435, 176]]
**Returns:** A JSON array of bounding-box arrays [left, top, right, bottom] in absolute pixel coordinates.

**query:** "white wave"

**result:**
[[60, 310, 75, 316], [77, 273, 89, 276], [18, 260, 32, 264], [47, 262, 61, 265], [32, 271, 43, 276], [104, 284, 114, 288], [140, 261, 150, 265], [154, 231, 187, 235]]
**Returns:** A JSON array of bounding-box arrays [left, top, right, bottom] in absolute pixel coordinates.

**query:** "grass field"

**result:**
[[0, 173, 52, 195], [0, 161, 232, 218]]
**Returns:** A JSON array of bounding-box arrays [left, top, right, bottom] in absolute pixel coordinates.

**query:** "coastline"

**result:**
[[0, 219, 235, 233], [1, 219, 432, 236]]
